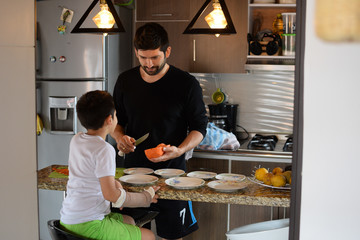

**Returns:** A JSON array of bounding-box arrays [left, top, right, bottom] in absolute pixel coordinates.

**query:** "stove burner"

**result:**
[[247, 134, 278, 151], [283, 137, 293, 152]]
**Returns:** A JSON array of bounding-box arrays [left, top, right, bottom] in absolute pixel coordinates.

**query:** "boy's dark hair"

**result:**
[[76, 90, 115, 130], [134, 22, 169, 53]]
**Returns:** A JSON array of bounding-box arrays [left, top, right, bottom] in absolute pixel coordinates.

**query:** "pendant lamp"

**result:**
[[71, 0, 125, 35], [183, 0, 236, 37]]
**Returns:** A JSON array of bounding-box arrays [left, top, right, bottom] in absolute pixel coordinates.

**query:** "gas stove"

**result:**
[[242, 134, 293, 153], [247, 134, 278, 151], [283, 136, 293, 152]]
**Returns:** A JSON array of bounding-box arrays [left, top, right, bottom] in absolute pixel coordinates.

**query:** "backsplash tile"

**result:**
[[192, 71, 294, 134]]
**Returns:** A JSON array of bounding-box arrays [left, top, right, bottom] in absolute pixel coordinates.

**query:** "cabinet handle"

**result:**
[[193, 39, 196, 62], [151, 13, 173, 17]]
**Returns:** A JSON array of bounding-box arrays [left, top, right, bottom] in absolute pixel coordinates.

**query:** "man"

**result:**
[[111, 22, 208, 240]]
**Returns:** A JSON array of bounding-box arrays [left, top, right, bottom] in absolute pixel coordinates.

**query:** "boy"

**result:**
[[60, 90, 159, 240]]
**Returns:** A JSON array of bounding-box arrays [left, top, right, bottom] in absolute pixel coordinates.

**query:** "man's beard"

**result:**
[[142, 58, 167, 76]]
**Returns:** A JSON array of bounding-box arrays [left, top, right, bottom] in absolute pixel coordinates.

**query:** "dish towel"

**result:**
[[197, 122, 240, 150]]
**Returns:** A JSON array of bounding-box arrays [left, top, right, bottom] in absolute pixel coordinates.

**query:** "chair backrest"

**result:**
[[47, 220, 86, 240]]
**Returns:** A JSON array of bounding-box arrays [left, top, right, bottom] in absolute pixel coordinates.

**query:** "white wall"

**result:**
[[300, 1, 360, 240], [0, 0, 38, 239]]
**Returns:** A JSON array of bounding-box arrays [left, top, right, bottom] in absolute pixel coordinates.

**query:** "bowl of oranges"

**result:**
[[248, 166, 291, 190]]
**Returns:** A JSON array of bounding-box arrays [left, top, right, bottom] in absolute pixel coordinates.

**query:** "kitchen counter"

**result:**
[[38, 165, 290, 207]]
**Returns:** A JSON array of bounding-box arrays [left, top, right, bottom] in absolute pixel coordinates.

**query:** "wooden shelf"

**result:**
[[247, 55, 295, 59], [249, 3, 296, 7]]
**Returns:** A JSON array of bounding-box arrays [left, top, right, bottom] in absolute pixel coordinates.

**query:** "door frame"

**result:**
[[289, 0, 306, 239]]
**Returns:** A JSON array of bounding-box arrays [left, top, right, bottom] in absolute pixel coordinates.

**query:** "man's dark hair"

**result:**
[[134, 22, 169, 53], [76, 90, 115, 130]]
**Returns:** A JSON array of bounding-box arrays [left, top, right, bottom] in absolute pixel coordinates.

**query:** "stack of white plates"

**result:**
[[207, 173, 247, 192]]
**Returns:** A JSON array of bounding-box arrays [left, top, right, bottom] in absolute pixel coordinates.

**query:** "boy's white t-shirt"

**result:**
[[60, 132, 116, 224]]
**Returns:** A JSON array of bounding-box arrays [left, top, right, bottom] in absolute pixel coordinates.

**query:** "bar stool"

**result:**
[[47, 220, 85, 240], [48, 210, 159, 239]]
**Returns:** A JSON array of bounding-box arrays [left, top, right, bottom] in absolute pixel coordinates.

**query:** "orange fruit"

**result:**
[[255, 168, 268, 181], [282, 171, 292, 183], [272, 167, 283, 175], [262, 172, 274, 185], [271, 174, 286, 187]]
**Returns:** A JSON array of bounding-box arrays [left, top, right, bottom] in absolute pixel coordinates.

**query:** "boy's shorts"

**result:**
[[60, 212, 141, 240], [152, 199, 199, 239]]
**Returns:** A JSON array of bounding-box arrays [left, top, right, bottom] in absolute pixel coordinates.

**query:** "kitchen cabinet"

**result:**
[[135, 0, 190, 21], [247, 0, 296, 61], [185, 157, 290, 240], [188, 0, 248, 73], [134, 0, 248, 73]]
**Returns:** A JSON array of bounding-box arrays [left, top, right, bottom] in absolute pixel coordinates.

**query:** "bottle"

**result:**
[[272, 13, 284, 36]]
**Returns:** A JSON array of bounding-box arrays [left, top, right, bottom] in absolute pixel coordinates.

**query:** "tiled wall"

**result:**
[[192, 71, 294, 134]]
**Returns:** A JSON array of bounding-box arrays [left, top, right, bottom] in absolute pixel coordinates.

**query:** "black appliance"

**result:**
[[247, 134, 278, 151], [208, 104, 238, 134], [283, 136, 293, 152]]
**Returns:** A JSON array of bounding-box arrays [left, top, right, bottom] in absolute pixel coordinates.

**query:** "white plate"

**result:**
[[165, 177, 205, 190], [119, 174, 158, 186], [123, 168, 154, 175], [216, 173, 246, 182], [207, 180, 248, 192], [154, 168, 185, 178], [248, 176, 291, 190], [187, 171, 217, 179]]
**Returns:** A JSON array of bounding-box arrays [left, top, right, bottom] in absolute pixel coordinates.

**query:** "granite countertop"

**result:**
[[38, 165, 290, 207]]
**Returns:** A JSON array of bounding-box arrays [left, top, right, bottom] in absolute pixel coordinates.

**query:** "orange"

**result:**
[[271, 174, 286, 187], [262, 172, 274, 185], [282, 171, 292, 183], [272, 167, 283, 175], [255, 168, 268, 181]]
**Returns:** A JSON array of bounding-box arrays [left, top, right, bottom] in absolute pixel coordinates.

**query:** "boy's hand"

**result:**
[[145, 186, 160, 204]]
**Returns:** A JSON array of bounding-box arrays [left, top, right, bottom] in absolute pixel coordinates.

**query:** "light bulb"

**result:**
[[92, 4, 115, 29], [204, 2, 228, 29]]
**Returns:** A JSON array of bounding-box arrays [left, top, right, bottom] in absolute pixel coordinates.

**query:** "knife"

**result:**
[[134, 133, 149, 146], [118, 133, 149, 156]]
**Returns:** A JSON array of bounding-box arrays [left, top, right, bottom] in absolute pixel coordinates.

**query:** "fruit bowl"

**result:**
[[248, 176, 291, 190]]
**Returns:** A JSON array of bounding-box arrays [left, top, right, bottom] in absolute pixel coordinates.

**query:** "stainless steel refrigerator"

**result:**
[[36, 0, 132, 239]]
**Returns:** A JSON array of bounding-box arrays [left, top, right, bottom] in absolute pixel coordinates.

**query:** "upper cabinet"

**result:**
[[135, 0, 190, 21], [188, 0, 248, 73]]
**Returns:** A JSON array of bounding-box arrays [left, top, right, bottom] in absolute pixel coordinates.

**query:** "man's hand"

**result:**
[[147, 145, 183, 163], [117, 135, 136, 154]]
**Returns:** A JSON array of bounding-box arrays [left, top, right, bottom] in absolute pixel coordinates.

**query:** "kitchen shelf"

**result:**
[[247, 55, 295, 59], [247, 0, 296, 70], [245, 57, 295, 71], [249, 3, 296, 7]]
